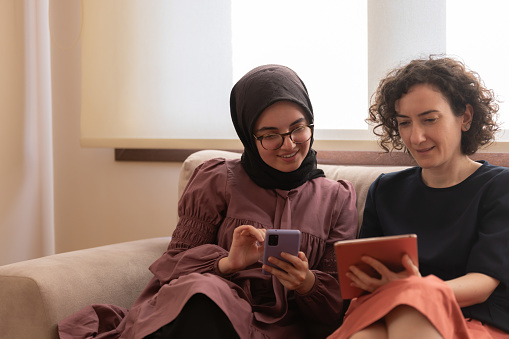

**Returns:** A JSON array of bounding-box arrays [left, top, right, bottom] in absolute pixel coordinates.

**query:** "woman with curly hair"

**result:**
[[328, 56, 509, 339]]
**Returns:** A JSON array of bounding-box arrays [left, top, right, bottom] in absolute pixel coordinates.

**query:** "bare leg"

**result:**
[[385, 305, 443, 339], [349, 321, 387, 339]]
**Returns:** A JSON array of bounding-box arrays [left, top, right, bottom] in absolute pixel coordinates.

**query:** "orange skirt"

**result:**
[[327, 275, 508, 339]]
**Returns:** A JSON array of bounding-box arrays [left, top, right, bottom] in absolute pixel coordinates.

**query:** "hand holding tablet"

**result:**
[[334, 234, 418, 299]]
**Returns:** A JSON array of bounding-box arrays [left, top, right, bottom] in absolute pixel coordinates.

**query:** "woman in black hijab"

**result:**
[[230, 64, 325, 190], [138, 65, 358, 339], [59, 65, 358, 339]]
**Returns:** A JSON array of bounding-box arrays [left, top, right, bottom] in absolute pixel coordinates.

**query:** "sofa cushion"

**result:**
[[0, 237, 169, 339]]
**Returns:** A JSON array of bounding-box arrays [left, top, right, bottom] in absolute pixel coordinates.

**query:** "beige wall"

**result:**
[[50, 12, 182, 253], [52, 50, 182, 254]]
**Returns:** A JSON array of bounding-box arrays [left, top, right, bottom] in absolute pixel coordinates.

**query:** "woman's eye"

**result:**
[[425, 118, 437, 123], [292, 126, 306, 133], [397, 121, 409, 127], [263, 134, 279, 141]]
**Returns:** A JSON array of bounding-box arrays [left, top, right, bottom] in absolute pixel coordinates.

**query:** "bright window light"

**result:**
[[231, 0, 368, 131], [446, 0, 509, 140]]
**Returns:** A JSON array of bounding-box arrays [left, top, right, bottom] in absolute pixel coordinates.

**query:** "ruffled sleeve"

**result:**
[[150, 158, 230, 283]]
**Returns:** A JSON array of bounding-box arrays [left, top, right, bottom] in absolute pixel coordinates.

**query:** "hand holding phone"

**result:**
[[262, 229, 301, 275]]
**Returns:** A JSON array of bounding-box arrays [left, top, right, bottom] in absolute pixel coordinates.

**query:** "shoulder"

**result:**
[[370, 166, 421, 190], [377, 166, 420, 182], [313, 176, 355, 191], [194, 157, 242, 175], [185, 158, 241, 191], [475, 161, 509, 181], [192, 157, 262, 195], [309, 177, 356, 203], [472, 161, 509, 198]]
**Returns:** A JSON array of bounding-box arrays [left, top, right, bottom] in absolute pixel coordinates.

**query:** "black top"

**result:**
[[360, 161, 509, 332]]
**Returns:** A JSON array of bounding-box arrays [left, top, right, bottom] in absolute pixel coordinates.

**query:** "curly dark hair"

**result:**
[[367, 55, 500, 155]]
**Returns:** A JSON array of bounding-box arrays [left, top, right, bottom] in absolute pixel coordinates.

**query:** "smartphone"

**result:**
[[262, 229, 301, 275]]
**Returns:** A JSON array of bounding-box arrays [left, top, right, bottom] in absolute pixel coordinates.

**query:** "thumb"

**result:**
[[402, 254, 420, 276]]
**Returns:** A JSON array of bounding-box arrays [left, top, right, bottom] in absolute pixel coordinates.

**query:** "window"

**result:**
[[232, 0, 367, 131], [80, 0, 237, 148], [80, 0, 509, 149], [446, 0, 509, 140]]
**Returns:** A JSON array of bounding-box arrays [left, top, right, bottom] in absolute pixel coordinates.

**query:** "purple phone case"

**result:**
[[262, 229, 301, 274]]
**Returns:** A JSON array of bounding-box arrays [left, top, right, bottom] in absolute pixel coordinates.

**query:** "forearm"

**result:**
[[218, 256, 235, 275], [150, 245, 228, 283], [445, 272, 499, 307]]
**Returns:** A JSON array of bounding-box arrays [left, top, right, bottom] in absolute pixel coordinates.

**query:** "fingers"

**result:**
[[263, 252, 308, 282], [273, 251, 306, 271], [262, 251, 315, 293], [228, 226, 267, 272], [402, 254, 421, 277], [347, 256, 393, 292], [347, 263, 383, 292], [361, 256, 393, 278], [234, 225, 265, 243], [347, 254, 421, 293]]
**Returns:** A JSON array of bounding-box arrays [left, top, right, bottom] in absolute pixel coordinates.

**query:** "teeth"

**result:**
[[281, 152, 297, 158]]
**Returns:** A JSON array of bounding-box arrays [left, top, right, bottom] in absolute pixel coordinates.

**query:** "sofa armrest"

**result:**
[[0, 237, 170, 339]]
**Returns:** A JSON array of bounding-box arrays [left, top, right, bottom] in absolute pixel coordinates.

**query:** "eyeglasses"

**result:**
[[253, 124, 314, 150]]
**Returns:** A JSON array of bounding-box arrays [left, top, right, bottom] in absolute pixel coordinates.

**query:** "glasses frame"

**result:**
[[253, 124, 314, 150]]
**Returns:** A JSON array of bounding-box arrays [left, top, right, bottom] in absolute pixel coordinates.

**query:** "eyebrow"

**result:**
[[395, 110, 439, 118], [255, 117, 306, 134]]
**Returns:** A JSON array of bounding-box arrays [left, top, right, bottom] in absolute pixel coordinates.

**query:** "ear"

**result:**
[[461, 104, 474, 132]]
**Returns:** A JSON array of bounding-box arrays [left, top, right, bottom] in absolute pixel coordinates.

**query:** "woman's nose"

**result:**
[[280, 134, 295, 150], [410, 125, 426, 145]]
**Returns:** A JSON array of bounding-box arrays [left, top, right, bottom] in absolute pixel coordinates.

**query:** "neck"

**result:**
[[421, 156, 481, 188]]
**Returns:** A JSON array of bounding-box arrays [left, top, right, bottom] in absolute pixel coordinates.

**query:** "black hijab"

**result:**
[[230, 64, 324, 190]]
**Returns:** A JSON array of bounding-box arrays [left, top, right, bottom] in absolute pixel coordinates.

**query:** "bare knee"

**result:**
[[385, 305, 443, 339], [349, 320, 387, 339]]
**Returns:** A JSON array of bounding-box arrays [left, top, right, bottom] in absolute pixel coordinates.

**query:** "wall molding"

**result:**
[[115, 149, 509, 167]]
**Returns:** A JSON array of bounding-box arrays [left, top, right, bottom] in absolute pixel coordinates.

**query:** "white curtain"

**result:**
[[0, 0, 54, 265]]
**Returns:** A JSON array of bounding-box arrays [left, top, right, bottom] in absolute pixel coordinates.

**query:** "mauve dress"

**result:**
[[58, 157, 358, 339]]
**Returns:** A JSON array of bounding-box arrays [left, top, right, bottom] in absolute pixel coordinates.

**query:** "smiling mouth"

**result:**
[[279, 151, 298, 159], [416, 146, 435, 153]]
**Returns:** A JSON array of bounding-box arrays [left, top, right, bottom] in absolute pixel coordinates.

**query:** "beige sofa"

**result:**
[[0, 150, 409, 339]]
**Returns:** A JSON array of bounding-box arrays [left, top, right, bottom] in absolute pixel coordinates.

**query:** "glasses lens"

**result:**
[[261, 134, 283, 150], [291, 126, 312, 143], [259, 126, 312, 150]]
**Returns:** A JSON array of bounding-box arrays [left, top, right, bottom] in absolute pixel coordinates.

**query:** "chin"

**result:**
[[414, 159, 441, 170], [263, 151, 307, 172], [410, 154, 432, 168], [276, 160, 304, 172]]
